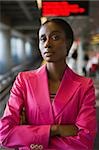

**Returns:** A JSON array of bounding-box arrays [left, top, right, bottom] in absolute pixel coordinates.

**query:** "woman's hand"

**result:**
[[58, 125, 78, 137], [50, 125, 78, 137]]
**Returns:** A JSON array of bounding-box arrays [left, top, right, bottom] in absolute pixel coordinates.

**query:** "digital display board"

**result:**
[[42, 1, 89, 16]]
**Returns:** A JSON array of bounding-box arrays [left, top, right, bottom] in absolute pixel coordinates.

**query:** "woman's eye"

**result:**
[[40, 37, 46, 42], [51, 35, 60, 40]]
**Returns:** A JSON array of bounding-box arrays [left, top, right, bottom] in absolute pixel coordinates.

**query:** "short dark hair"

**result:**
[[40, 18, 74, 55]]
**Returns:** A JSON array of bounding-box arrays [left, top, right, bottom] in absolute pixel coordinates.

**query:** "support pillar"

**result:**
[[0, 28, 13, 74], [16, 38, 26, 64], [77, 39, 85, 75]]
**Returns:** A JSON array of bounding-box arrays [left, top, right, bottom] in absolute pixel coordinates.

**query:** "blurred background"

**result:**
[[0, 0, 99, 149]]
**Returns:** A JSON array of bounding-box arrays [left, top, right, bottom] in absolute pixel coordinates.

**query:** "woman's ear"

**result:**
[[66, 40, 71, 56]]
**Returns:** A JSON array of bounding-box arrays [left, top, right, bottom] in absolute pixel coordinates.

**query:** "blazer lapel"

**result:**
[[52, 67, 81, 118], [33, 65, 54, 124]]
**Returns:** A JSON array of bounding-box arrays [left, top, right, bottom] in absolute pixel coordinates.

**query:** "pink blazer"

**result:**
[[0, 65, 97, 150]]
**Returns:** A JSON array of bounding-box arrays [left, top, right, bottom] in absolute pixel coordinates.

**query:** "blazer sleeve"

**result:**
[[74, 78, 97, 149], [0, 73, 50, 149], [50, 79, 97, 150]]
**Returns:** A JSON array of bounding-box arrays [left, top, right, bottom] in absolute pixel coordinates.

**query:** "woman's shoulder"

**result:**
[[68, 66, 93, 87], [17, 65, 45, 79]]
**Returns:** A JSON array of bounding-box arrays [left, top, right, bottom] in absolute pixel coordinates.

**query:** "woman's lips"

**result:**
[[44, 52, 54, 57]]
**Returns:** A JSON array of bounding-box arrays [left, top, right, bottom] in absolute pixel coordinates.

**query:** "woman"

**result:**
[[0, 18, 97, 150]]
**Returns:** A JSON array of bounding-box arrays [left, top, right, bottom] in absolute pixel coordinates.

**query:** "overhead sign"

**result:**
[[42, 1, 89, 16]]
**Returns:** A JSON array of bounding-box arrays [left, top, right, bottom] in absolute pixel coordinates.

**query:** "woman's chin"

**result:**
[[45, 58, 54, 63]]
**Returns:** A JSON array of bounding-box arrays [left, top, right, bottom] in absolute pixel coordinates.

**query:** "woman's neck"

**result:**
[[46, 61, 67, 81]]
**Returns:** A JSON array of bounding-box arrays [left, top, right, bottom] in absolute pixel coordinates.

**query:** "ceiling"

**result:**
[[0, 0, 41, 39], [0, 0, 99, 42]]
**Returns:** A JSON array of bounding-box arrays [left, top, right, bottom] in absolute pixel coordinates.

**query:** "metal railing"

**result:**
[[0, 57, 42, 102]]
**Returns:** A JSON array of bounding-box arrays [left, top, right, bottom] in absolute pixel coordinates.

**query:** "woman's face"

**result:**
[[39, 22, 68, 63]]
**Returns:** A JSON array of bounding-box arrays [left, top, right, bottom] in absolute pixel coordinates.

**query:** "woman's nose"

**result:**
[[44, 38, 51, 48]]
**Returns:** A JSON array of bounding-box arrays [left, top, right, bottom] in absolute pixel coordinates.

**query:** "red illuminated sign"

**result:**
[[42, 1, 89, 16]]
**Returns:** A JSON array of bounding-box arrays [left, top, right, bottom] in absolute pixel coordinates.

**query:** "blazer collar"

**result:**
[[33, 65, 80, 121], [32, 65, 54, 123], [52, 66, 81, 118]]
